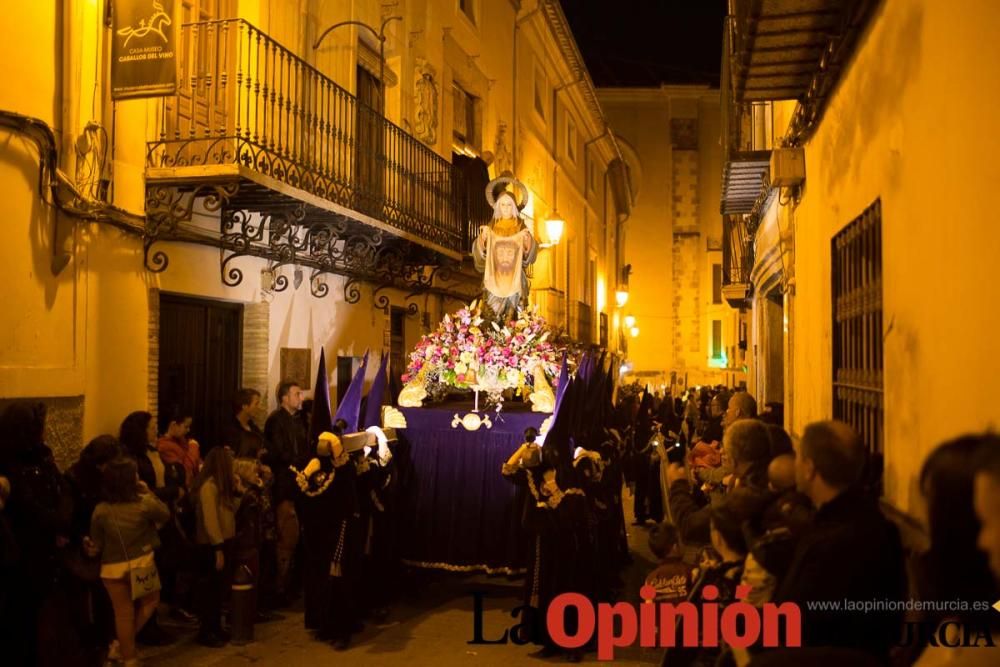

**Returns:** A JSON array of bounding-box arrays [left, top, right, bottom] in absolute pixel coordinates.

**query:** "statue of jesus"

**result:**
[[473, 177, 538, 324]]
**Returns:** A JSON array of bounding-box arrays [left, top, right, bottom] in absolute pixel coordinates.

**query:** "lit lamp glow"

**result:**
[[615, 289, 629, 308], [623, 314, 636, 329], [544, 216, 565, 246], [629, 326, 640, 338]]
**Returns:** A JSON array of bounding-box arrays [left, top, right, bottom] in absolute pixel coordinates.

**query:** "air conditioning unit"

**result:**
[[722, 283, 752, 309], [770, 147, 805, 188]]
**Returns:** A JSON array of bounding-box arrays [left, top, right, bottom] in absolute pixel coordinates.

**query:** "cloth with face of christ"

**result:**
[[473, 216, 538, 324]]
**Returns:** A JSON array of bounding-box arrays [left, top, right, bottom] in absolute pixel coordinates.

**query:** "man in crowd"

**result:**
[[265, 380, 308, 605], [225, 388, 267, 460], [773, 420, 905, 661], [667, 418, 772, 544], [695, 391, 757, 495]]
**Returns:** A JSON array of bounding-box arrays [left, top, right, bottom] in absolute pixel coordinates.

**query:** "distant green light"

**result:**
[[708, 352, 728, 369]]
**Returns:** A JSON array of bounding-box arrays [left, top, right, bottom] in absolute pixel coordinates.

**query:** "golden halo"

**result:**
[[485, 176, 530, 211]]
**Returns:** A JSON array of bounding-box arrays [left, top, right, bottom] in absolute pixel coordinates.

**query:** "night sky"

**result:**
[[559, 0, 727, 88]]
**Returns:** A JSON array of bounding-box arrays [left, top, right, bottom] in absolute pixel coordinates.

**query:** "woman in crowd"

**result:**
[[912, 434, 1000, 666], [193, 447, 240, 647], [120, 412, 183, 505], [89, 457, 170, 667], [233, 457, 265, 624], [120, 411, 186, 640], [65, 435, 122, 661], [156, 407, 202, 490]]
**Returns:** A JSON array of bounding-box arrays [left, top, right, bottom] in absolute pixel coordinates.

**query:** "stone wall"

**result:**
[[0, 396, 85, 471], [147, 288, 160, 423], [242, 301, 270, 425], [670, 118, 701, 370]]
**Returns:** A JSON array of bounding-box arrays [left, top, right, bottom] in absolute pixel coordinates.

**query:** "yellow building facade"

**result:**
[[0, 0, 629, 464], [600, 86, 745, 392], [724, 0, 1000, 511]]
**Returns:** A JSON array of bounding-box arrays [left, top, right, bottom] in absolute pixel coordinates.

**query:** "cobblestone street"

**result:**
[[145, 492, 661, 666]]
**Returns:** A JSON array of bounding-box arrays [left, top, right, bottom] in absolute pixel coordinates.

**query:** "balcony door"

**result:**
[[354, 65, 384, 217], [164, 0, 234, 144]]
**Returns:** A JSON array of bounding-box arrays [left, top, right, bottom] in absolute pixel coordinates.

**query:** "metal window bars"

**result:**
[[832, 198, 884, 484]]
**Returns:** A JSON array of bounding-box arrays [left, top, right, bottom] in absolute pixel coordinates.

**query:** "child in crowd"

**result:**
[[644, 522, 692, 603]]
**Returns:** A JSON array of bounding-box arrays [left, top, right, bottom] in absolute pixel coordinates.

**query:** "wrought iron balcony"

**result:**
[[144, 19, 472, 300], [722, 213, 755, 307], [721, 16, 775, 217], [724, 0, 879, 144]]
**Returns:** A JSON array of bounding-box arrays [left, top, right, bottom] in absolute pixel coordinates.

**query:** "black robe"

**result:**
[[296, 459, 359, 637], [356, 453, 398, 613], [502, 466, 592, 649]]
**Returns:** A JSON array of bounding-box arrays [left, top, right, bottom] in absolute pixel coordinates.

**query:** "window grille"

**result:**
[[832, 199, 884, 478]]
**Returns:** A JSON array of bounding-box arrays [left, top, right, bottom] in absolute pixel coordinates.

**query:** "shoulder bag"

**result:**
[[110, 505, 162, 601]]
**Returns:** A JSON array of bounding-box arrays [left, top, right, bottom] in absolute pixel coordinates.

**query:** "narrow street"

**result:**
[[4, 1, 1000, 665], [145, 492, 661, 666]]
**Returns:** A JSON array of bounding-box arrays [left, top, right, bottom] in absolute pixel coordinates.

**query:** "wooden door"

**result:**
[[354, 66, 384, 216], [158, 294, 243, 452]]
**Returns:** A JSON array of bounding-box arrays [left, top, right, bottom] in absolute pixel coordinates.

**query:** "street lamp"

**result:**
[[542, 216, 564, 247], [615, 289, 629, 308], [313, 16, 402, 116], [540, 166, 565, 248], [630, 326, 640, 338], [624, 314, 636, 329]]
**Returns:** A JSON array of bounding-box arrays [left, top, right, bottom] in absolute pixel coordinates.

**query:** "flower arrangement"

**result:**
[[402, 301, 563, 407]]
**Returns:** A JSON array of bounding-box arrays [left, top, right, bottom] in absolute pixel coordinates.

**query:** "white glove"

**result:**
[[366, 426, 393, 466]]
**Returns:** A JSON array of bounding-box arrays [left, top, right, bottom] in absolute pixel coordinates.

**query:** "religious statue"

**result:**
[[413, 58, 438, 145], [492, 121, 512, 177], [473, 176, 539, 325]]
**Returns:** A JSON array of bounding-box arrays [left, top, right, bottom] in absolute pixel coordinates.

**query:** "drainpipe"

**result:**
[[53, 0, 84, 275], [61, 0, 81, 176]]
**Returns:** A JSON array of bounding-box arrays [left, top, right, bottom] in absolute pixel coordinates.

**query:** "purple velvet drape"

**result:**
[[396, 407, 548, 574]]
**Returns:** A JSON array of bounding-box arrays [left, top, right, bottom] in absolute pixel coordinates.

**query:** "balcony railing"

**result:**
[[721, 16, 778, 216], [723, 1, 879, 144], [146, 19, 465, 255], [721, 213, 755, 307]]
